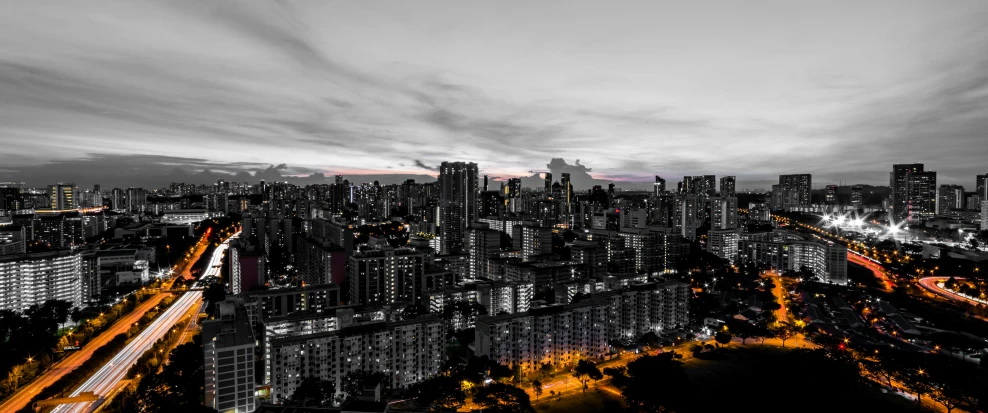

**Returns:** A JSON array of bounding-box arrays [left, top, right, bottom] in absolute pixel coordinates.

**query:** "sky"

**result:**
[[0, 0, 986, 190]]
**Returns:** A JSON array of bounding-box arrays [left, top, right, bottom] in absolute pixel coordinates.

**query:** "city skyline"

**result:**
[[2, 1, 988, 189]]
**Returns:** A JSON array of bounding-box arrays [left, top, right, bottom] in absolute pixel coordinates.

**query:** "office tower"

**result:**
[[203, 300, 257, 413], [47, 183, 75, 210], [719, 176, 736, 197], [977, 174, 988, 200], [654, 176, 666, 196], [560, 173, 572, 212], [0, 250, 82, 312], [937, 185, 965, 214], [483, 175, 489, 192], [679, 176, 693, 194], [851, 185, 863, 207], [890, 164, 930, 222], [511, 223, 552, 261], [710, 196, 738, 230], [439, 161, 478, 254], [674, 194, 702, 241], [825, 185, 838, 204], [467, 223, 502, 279], [348, 246, 425, 305], [544, 172, 552, 193], [906, 170, 937, 221], [776, 174, 812, 211]]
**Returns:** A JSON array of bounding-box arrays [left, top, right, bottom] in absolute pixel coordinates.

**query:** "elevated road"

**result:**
[[918, 276, 987, 307]]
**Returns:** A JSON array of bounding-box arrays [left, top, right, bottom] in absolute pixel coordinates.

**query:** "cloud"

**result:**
[[413, 160, 437, 172], [0, 2, 986, 190]]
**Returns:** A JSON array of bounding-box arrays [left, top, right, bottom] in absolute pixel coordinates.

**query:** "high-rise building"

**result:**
[[560, 173, 572, 213], [203, 299, 257, 413], [937, 185, 965, 214], [47, 183, 75, 210], [654, 176, 666, 196], [710, 196, 738, 230], [890, 164, 937, 222], [467, 223, 502, 280], [269, 315, 444, 401], [707, 229, 739, 263], [348, 246, 425, 305], [851, 185, 864, 207], [544, 173, 553, 194], [474, 281, 689, 373], [674, 194, 702, 241], [976, 174, 988, 200], [512, 223, 552, 261], [439, 161, 478, 254], [125, 187, 148, 213], [776, 174, 812, 211], [719, 176, 736, 197], [0, 250, 82, 312], [982, 200, 988, 231], [825, 185, 838, 204]]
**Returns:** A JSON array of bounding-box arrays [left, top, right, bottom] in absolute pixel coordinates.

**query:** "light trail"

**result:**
[[918, 276, 987, 307], [52, 232, 239, 413]]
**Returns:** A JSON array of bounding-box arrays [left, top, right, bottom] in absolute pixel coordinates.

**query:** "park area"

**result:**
[[535, 346, 921, 413]]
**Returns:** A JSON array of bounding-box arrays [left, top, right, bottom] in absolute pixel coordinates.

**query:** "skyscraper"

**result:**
[[719, 176, 736, 197], [776, 174, 812, 211], [47, 183, 75, 210], [977, 173, 988, 200], [439, 161, 478, 254], [544, 172, 552, 193], [890, 164, 936, 222], [936, 185, 965, 214], [654, 176, 666, 196], [560, 173, 572, 213]]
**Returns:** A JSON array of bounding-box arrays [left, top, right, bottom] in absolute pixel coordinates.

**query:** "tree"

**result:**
[[408, 375, 466, 411], [572, 359, 601, 392], [283, 376, 336, 407], [613, 353, 691, 413], [714, 331, 732, 347], [531, 380, 543, 401], [339, 370, 390, 404], [771, 322, 798, 347], [473, 383, 535, 413], [538, 363, 554, 379]]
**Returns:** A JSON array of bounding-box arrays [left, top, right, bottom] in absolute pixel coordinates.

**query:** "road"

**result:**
[[0, 229, 218, 412], [51, 232, 238, 413], [0, 294, 168, 413], [848, 251, 894, 292], [761, 270, 788, 324], [918, 276, 987, 307]]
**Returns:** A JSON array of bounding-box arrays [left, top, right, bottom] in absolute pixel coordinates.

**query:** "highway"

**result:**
[[0, 294, 168, 413], [51, 232, 239, 413], [918, 276, 987, 307], [848, 250, 894, 292]]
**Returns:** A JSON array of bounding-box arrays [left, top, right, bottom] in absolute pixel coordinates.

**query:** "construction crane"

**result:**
[[33, 392, 98, 412]]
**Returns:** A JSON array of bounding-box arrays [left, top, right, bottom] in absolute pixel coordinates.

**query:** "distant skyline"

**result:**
[[1, 1, 986, 189]]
